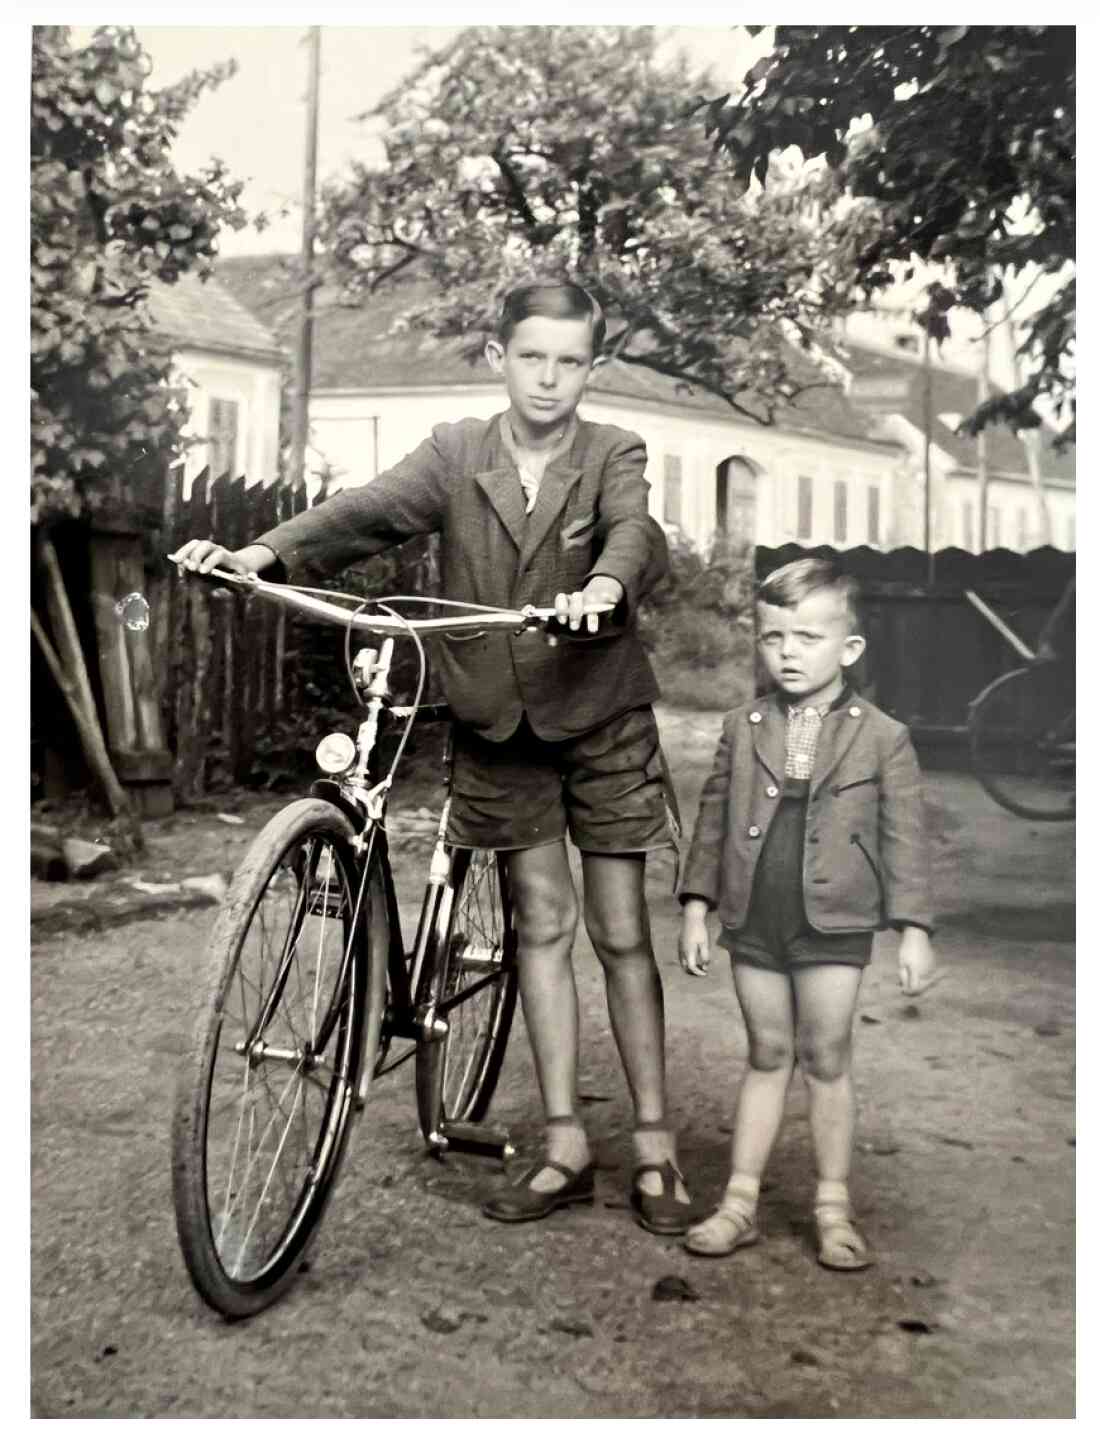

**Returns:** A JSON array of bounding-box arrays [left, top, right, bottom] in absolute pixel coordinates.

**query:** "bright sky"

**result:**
[[123, 23, 770, 256]]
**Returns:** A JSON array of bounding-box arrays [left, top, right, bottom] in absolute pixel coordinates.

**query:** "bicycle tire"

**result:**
[[414, 848, 518, 1140], [969, 666, 1075, 821], [171, 798, 388, 1318]]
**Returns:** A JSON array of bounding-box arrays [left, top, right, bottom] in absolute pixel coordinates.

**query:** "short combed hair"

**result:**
[[497, 279, 606, 354], [757, 557, 862, 631]]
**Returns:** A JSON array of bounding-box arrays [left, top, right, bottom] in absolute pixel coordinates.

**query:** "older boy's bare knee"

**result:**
[[512, 876, 579, 953], [584, 905, 649, 967]]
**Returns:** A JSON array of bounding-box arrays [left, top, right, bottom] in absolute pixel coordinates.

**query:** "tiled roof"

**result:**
[[216, 256, 890, 447], [835, 340, 1075, 483], [214, 255, 1071, 476], [147, 270, 286, 365]]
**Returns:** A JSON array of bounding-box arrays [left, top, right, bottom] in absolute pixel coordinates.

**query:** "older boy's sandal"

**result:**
[[481, 1159, 596, 1222], [630, 1161, 695, 1235]]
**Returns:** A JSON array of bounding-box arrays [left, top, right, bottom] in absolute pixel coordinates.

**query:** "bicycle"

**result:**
[[170, 567, 573, 1318], [964, 589, 1075, 822]]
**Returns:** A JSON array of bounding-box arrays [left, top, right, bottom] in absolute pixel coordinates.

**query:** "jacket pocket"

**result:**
[[850, 831, 883, 889], [560, 511, 598, 550], [831, 775, 879, 797]]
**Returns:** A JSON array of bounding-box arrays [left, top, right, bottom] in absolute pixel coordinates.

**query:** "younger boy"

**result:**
[[173, 278, 693, 1234], [677, 558, 939, 1268]]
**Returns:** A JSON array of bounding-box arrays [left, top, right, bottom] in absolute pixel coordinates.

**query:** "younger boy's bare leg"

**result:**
[[684, 963, 795, 1255], [793, 963, 873, 1269], [729, 962, 797, 1178], [506, 841, 590, 1191], [581, 853, 688, 1203], [793, 963, 862, 1181]]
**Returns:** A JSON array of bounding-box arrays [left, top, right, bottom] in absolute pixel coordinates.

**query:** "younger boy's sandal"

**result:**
[[683, 1200, 760, 1257], [481, 1159, 596, 1223], [814, 1204, 874, 1271], [629, 1160, 695, 1235]]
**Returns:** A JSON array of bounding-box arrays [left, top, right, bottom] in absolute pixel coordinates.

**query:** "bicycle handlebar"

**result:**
[[176, 563, 586, 636]]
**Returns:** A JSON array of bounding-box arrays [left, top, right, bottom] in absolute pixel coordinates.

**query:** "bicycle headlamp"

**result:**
[[315, 732, 357, 775]]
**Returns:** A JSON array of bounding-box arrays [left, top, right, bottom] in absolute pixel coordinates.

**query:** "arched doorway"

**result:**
[[716, 455, 761, 543]]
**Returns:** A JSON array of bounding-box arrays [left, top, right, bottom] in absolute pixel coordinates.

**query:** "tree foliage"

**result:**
[[31, 25, 248, 523], [317, 26, 860, 425], [703, 24, 1075, 440]]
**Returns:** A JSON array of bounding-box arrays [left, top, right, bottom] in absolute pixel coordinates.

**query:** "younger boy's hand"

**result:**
[[679, 903, 712, 978], [898, 926, 942, 996]]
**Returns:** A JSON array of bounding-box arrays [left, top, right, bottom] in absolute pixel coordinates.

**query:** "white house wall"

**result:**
[[175, 348, 283, 491], [310, 383, 909, 555]]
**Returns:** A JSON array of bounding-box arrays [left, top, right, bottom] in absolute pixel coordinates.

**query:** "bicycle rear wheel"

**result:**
[[969, 666, 1075, 821], [415, 849, 518, 1139], [171, 799, 388, 1318]]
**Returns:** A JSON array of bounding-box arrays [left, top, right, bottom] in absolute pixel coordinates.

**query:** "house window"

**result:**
[[1017, 506, 1029, 551], [833, 481, 848, 544], [663, 454, 683, 527], [208, 397, 240, 480], [797, 476, 814, 539], [962, 501, 974, 551], [987, 506, 1001, 548], [867, 485, 881, 546]]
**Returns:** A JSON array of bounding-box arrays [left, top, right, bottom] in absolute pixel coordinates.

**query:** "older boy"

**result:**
[[678, 558, 939, 1268], [173, 279, 693, 1234]]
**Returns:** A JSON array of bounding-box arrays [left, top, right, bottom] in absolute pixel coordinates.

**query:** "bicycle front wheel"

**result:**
[[415, 849, 518, 1138], [171, 799, 388, 1318], [969, 666, 1075, 821]]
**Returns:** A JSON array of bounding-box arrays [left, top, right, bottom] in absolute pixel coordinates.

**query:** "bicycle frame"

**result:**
[[182, 569, 540, 1153]]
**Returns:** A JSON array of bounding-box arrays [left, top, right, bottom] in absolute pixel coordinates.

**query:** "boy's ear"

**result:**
[[842, 634, 867, 668], [484, 338, 505, 373]]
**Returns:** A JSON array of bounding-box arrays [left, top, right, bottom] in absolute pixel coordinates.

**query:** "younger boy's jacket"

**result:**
[[680, 691, 934, 934], [254, 414, 666, 743]]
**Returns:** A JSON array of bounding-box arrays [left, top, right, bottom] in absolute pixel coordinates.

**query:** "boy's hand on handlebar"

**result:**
[[169, 540, 277, 578], [552, 576, 624, 636]]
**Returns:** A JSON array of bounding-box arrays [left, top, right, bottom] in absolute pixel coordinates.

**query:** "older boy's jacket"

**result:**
[[680, 691, 934, 934], [254, 414, 665, 742]]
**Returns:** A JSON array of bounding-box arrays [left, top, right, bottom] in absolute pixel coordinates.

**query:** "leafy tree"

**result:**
[[31, 24, 247, 523], [702, 25, 1075, 440], [31, 25, 246, 838], [317, 25, 860, 425]]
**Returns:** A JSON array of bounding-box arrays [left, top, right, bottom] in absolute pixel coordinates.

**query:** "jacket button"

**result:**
[[765, 784, 779, 798], [748, 824, 761, 838], [849, 705, 862, 718], [749, 711, 762, 724]]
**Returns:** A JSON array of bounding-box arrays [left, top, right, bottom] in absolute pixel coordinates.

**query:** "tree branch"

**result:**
[[491, 143, 541, 232]]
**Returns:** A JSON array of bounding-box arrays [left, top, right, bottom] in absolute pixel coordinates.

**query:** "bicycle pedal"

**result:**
[[306, 887, 347, 918], [435, 1121, 515, 1162]]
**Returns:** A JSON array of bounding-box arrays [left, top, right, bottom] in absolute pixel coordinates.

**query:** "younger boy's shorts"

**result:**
[[447, 705, 680, 855]]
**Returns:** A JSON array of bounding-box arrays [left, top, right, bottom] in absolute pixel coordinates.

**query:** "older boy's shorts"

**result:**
[[447, 705, 680, 854]]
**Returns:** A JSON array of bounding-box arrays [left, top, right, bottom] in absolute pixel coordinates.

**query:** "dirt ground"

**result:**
[[29, 705, 1075, 1419]]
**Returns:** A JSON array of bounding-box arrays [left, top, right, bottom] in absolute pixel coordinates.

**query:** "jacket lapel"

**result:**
[[474, 468, 528, 552], [750, 694, 787, 784], [811, 697, 867, 795], [518, 463, 584, 569]]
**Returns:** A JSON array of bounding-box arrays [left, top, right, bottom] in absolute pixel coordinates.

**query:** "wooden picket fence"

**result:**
[[141, 467, 437, 801]]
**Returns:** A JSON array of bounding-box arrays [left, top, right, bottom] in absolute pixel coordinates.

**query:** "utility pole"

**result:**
[[289, 26, 321, 492], [999, 289, 1052, 547], [976, 319, 990, 551], [922, 329, 935, 587]]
